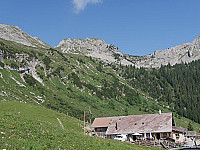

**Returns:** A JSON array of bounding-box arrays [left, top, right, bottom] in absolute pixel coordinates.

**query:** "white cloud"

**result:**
[[73, 0, 102, 13]]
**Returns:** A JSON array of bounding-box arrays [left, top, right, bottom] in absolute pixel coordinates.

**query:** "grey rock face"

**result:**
[[57, 36, 200, 68], [1, 23, 200, 68], [56, 38, 133, 65], [131, 37, 200, 68], [0, 24, 50, 48]]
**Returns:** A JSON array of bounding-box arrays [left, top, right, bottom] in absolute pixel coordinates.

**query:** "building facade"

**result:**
[[92, 112, 190, 143]]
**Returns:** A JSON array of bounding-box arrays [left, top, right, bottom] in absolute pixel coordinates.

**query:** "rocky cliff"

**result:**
[[131, 37, 200, 68], [56, 36, 200, 68], [0, 24, 50, 48], [56, 38, 133, 65], [1, 24, 200, 68]]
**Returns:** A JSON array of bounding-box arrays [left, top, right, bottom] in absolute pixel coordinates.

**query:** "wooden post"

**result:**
[[89, 107, 92, 130], [84, 111, 85, 135]]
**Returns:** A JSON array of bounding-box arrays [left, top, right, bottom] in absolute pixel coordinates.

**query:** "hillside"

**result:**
[[0, 101, 161, 149], [0, 24, 200, 131], [120, 62, 200, 123], [0, 37, 167, 120], [0, 37, 200, 131]]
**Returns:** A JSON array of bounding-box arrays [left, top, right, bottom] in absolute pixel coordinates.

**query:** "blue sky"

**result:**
[[0, 0, 200, 56]]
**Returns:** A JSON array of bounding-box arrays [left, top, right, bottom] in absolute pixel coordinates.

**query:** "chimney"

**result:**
[[115, 123, 118, 130], [159, 110, 162, 115]]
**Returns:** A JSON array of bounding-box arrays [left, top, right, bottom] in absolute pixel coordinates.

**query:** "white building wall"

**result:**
[[172, 133, 185, 142], [196, 139, 200, 146], [185, 137, 195, 147], [176, 133, 185, 142]]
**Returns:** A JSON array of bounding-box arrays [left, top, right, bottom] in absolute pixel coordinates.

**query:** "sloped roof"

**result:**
[[172, 126, 187, 133], [92, 113, 173, 135], [186, 131, 197, 136], [92, 117, 115, 128]]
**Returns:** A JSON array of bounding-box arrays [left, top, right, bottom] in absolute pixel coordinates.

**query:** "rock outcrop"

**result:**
[[56, 38, 133, 65], [57, 36, 200, 68], [1, 24, 200, 68], [0, 24, 50, 48], [130, 37, 200, 68]]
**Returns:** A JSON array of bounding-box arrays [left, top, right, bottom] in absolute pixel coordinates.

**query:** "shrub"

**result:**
[[0, 61, 4, 68], [24, 74, 37, 86]]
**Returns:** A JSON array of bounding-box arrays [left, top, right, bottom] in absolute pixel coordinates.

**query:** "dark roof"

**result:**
[[92, 113, 173, 135]]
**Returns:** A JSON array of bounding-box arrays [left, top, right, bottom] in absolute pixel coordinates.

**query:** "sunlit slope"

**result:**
[[0, 102, 160, 150], [0, 38, 200, 131]]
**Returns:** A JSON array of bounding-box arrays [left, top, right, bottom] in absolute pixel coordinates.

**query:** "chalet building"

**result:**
[[92, 111, 190, 143]]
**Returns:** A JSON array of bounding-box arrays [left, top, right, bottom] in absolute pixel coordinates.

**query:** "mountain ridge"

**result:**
[[1, 23, 200, 68], [132, 36, 200, 68], [0, 24, 50, 49], [56, 37, 133, 66], [56, 36, 200, 68]]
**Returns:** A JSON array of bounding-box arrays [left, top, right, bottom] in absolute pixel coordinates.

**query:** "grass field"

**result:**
[[0, 101, 160, 149]]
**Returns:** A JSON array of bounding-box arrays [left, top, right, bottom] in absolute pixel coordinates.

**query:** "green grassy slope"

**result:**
[[0, 101, 160, 149], [0, 38, 200, 132], [0, 38, 165, 119]]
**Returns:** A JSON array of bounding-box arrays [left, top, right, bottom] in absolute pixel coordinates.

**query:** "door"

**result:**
[[156, 133, 160, 140]]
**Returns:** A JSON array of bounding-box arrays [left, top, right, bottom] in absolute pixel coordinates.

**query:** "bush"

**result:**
[[43, 56, 51, 70], [0, 61, 4, 68], [10, 63, 19, 70], [24, 74, 37, 86]]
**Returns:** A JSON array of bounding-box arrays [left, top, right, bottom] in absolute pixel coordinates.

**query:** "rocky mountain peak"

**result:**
[[57, 37, 119, 53], [130, 36, 200, 68], [192, 36, 200, 42], [192, 36, 200, 49], [56, 36, 200, 67], [56, 37, 132, 65], [1, 23, 200, 68], [0, 24, 50, 48]]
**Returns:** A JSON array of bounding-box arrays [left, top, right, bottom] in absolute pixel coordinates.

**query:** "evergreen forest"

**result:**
[[120, 61, 200, 123]]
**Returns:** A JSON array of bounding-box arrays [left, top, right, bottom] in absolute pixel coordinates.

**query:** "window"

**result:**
[[175, 133, 179, 138], [116, 136, 122, 138]]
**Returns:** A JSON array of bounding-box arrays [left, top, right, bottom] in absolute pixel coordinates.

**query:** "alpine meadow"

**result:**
[[1, 4, 200, 148]]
